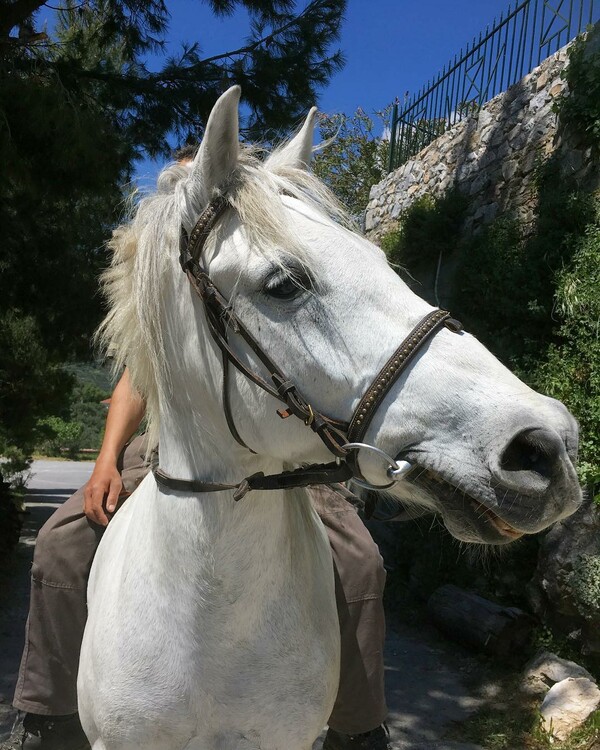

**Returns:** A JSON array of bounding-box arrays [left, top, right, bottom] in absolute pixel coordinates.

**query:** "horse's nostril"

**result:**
[[499, 428, 562, 482]]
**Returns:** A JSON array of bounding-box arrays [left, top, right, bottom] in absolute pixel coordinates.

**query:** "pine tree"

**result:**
[[0, 0, 346, 458]]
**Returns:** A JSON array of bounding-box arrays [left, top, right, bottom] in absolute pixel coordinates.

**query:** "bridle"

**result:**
[[152, 193, 462, 502]]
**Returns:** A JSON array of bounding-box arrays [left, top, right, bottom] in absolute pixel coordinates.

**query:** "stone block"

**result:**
[[496, 141, 511, 160], [507, 122, 524, 144], [522, 651, 595, 696], [428, 150, 441, 167], [476, 110, 493, 132], [536, 70, 549, 91], [521, 149, 538, 176], [529, 90, 550, 114], [473, 202, 499, 224], [469, 172, 489, 196], [540, 677, 600, 740], [501, 160, 519, 181], [562, 149, 584, 174]]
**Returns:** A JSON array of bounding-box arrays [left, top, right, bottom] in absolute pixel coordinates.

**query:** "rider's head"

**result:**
[[173, 144, 199, 165]]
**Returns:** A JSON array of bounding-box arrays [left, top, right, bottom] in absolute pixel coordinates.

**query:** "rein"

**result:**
[[153, 193, 462, 500]]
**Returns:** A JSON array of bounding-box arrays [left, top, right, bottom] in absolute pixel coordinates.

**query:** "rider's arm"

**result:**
[[83, 368, 146, 526]]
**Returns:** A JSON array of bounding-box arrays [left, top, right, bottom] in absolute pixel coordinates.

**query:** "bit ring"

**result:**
[[341, 442, 412, 490]]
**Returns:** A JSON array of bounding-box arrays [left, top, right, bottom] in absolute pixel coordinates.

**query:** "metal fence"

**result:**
[[387, 0, 597, 172]]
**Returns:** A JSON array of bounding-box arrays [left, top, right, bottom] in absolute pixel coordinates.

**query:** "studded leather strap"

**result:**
[[347, 309, 463, 444]]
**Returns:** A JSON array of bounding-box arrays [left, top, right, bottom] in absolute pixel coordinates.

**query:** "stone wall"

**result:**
[[365, 41, 594, 243]]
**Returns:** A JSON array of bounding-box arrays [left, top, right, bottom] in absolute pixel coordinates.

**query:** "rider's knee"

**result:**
[[32, 498, 95, 589]]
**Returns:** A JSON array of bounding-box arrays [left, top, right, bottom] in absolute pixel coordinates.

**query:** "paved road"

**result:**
[[0, 460, 486, 749]]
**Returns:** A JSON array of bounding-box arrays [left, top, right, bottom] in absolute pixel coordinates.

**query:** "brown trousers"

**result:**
[[14, 436, 387, 735]]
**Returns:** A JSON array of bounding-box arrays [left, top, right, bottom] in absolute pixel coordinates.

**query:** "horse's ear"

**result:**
[[190, 86, 241, 195], [267, 107, 318, 171]]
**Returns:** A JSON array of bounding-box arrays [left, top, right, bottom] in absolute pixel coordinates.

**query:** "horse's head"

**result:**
[[102, 86, 581, 545]]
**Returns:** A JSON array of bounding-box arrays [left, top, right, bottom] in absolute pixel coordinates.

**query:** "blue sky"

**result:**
[[133, 0, 514, 181], [163, 0, 514, 113]]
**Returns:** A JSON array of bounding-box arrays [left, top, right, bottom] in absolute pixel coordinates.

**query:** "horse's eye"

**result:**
[[263, 270, 309, 300]]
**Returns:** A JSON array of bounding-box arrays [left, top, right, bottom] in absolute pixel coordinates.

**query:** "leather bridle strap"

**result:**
[[180, 198, 349, 458], [347, 309, 463, 444], [153, 461, 353, 501], [162, 193, 463, 501]]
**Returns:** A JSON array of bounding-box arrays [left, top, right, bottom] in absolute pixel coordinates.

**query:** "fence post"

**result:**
[[387, 102, 399, 173]]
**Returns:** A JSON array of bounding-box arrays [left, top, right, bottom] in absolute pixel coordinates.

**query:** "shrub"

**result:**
[[381, 190, 468, 270], [529, 216, 600, 493], [38, 416, 84, 458], [565, 555, 600, 619], [554, 28, 600, 152]]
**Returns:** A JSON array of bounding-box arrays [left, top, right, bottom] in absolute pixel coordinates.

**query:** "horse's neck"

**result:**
[[152, 409, 297, 540], [157, 403, 281, 480]]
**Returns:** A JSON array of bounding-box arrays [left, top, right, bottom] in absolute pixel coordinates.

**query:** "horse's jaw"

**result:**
[[381, 450, 581, 545]]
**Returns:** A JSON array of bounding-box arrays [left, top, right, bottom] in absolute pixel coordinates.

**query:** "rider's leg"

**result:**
[[13, 483, 99, 716], [310, 485, 388, 741], [12, 435, 148, 716]]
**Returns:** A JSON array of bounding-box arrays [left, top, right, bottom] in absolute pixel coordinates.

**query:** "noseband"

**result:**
[[153, 194, 462, 501]]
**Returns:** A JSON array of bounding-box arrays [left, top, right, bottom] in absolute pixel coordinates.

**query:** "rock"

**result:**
[[528, 90, 549, 114], [521, 149, 538, 175], [540, 677, 600, 740], [521, 650, 595, 696], [501, 160, 519, 180], [473, 202, 499, 224], [536, 70, 549, 91], [528, 501, 600, 657], [476, 110, 493, 132], [507, 122, 523, 143]]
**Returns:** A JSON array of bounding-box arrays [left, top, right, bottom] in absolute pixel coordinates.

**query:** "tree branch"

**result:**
[[0, 0, 46, 37], [196, 1, 313, 66]]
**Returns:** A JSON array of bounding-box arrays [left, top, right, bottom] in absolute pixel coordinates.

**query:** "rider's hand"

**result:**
[[83, 456, 123, 526]]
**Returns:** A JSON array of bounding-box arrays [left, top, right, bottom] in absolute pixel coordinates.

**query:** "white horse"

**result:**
[[78, 86, 581, 750]]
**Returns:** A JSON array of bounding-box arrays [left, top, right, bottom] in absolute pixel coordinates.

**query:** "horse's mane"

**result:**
[[97, 142, 353, 450]]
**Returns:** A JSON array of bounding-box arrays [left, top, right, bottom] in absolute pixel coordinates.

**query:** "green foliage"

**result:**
[[454, 162, 596, 369], [0, 473, 23, 559], [0, 445, 31, 491], [380, 189, 468, 270], [450, 691, 600, 750], [312, 108, 390, 215], [381, 158, 599, 494], [3, 0, 347, 151], [38, 417, 84, 458], [68, 380, 111, 451], [554, 28, 600, 152], [454, 186, 600, 490], [35, 366, 111, 455], [528, 216, 600, 492], [565, 555, 600, 619], [1, 0, 346, 471], [0, 311, 73, 457]]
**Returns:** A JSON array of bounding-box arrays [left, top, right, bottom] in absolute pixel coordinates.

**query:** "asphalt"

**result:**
[[0, 460, 487, 749]]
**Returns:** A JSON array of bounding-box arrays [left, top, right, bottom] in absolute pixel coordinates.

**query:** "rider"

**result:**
[[2, 147, 391, 750]]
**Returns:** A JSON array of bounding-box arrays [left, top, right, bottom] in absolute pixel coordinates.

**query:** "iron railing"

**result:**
[[388, 0, 598, 171]]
